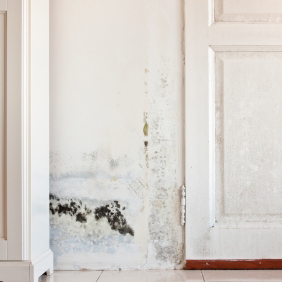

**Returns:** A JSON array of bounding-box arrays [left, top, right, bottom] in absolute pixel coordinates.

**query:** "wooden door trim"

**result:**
[[186, 260, 282, 270], [6, 0, 30, 260]]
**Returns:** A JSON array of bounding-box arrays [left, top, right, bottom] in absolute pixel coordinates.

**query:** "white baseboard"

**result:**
[[0, 261, 30, 282], [30, 249, 53, 282], [0, 249, 53, 282]]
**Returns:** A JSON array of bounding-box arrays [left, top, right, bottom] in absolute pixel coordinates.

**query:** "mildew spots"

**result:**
[[95, 202, 134, 236], [49, 194, 134, 236], [143, 112, 149, 168], [76, 212, 87, 223]]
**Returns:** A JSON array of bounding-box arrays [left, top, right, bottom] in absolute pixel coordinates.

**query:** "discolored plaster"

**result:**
[[50, 0, 184, 271]]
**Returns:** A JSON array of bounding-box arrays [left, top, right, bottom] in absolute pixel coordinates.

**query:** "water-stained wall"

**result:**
[[50, 0, 184, 270]]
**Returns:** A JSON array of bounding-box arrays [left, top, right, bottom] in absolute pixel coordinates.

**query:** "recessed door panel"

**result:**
[[215, 52, 282, 228], [215, 0, 282, 22]]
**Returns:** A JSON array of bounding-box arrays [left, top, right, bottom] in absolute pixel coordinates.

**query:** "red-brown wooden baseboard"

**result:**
[[186, 260, 282, 270]]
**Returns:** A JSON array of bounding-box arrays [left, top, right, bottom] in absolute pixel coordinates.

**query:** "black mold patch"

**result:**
[[49, 194, 134, 236], [50, 194, 91, 222], [50, 193, 60, 201], [76, 212, 87, 223], [50, 201, 80, 217], [95, 202, 134, 236], [144, 141, 148, 147]]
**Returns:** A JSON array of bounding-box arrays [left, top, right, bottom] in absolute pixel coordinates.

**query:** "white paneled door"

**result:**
[[185, 0, 282, 266]]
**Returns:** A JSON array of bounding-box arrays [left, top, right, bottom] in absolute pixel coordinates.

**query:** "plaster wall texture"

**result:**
[[50, 0, 185, 270]]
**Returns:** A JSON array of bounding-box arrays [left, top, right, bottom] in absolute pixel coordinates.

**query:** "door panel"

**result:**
[[215, 0, 282, 22], [215, 51, 282, 227], [185, 0, 282, 260]]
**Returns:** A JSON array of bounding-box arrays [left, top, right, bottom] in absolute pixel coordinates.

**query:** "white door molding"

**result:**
[[0, 0, 7, 260], [1, 0, 53, 279], [6, 0, 29, 261], [0, 249, 53, 282]]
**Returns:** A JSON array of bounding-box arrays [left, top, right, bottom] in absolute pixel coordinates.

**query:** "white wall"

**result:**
[[50, 0, 184, 270]]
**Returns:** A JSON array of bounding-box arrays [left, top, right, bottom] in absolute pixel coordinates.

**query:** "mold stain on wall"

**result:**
[[50, 194, 134, 236], [143, 112, 149, 168], [50, 0, 184, 271], [49, 150, 148, 270]]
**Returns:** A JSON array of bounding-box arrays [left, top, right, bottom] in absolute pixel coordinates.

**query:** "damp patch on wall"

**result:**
[[49, 150, 148, 270]]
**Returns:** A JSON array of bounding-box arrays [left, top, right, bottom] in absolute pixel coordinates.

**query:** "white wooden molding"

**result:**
[[30, 249, 54, 282], [0, 249, 53, 282], [209, 23, 282, 46], [22, 0, 30, 261], [0, 261, 30, 282], [0, 238, 7, 260], [211, 45, 282, 52], [6, 0, 25, 260], [0, 0, 7, 11], [0, 3, 6, 252], [1, 0, 53, 278]]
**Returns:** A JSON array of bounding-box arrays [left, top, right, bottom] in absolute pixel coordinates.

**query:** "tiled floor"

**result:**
[[40, 270, 282, 282]]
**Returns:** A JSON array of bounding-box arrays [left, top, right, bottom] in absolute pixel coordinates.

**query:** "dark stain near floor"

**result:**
[[95, 202, 134, 236], [144, 141, 148, 147], [49, 194, 134, 236]]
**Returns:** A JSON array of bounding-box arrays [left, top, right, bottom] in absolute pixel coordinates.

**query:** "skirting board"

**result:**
[[0, 249, 53, 282], [186, 260, 282, 270]]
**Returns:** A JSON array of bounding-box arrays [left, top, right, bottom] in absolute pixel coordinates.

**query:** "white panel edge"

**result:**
[[209, 24, 282, 46], [208, 47, 216, 228], [0, 0, 7, 11], [0, 238, 7, 260], [21, 0, 30, 261]]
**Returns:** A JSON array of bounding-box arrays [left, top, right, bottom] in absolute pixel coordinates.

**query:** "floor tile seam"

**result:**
[[201, 270, 206, 282], [96, 270, 104, 282]]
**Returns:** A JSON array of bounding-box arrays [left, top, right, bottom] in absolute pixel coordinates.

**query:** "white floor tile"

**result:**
[[98, 270, 203, 282], [202, 270, 282, 281], [39, 270, 282, 282], [40, 271, 102, 282]]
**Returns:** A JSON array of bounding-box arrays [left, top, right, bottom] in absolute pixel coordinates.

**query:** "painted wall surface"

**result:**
[[50, 0, 184, 270]]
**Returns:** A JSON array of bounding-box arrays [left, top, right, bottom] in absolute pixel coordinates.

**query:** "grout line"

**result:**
[[201, 270, 206, 282], [96, 270, 104, 282]]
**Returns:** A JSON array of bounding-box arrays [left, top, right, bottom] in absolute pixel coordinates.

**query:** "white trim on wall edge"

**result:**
[[0, 249, 53, 282], [0, 238, 7, 260]]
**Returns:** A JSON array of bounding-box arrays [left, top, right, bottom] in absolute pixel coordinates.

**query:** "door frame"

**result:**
[[0, 0, 7, 260], [4, 0, 30, 261]]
